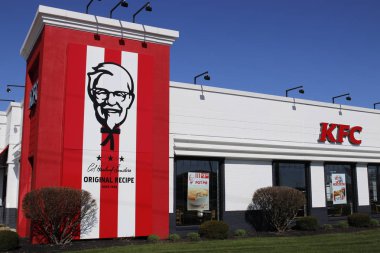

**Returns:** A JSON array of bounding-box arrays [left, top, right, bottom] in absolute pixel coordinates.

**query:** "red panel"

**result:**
[[17, 32, 44, 237], [135, 54, 154, 236], [99, 49, 121, 238], [19, 25, 171, 240], [152, 46, 170, 238], [61, 44, 87, 189]]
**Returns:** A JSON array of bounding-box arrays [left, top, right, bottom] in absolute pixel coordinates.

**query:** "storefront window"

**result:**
[[175, 158, 222, 226], [368, 165, 380, 214], [325, 164, 355, 217], [273, 162, 309, 216]]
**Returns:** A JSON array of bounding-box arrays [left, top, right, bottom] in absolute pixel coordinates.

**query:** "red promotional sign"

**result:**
[[318, 122, 362, 145]]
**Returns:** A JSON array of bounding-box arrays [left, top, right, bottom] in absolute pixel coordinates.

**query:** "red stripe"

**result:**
[[62, 44, 86, 190], [135, 54, 154, 236], [151, 48, 170, 237], [99, 49, 121, 238], [61, 44, 87, 240]]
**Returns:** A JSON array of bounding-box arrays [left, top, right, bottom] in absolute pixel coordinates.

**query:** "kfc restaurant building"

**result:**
[[14, 5, 380, 240]]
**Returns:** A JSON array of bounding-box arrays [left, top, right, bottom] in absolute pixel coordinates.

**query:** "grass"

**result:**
[[70, 229, 380, 253]]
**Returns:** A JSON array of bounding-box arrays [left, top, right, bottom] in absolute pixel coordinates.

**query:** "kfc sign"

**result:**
[[29, 80, 38, 108], [318, 122, 362, 145]]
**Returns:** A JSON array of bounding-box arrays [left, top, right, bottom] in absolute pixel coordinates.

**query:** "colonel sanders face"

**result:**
[[87, 63, 135, 130]]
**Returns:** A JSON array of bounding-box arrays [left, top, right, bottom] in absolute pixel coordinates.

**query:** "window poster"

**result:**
[[331, 173, 347, 204], [187, 172, 209, 211]]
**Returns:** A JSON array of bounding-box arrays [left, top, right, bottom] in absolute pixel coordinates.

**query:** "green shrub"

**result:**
[[168, 233, 181, 242], [335, 221, 349, 229], [234, 229, 247, 237], [22, 187, 97, 244], [187, 232, 200, 241], [0, 230, 19, 251], [322, 224, 333, 230], [251, 186, 305, 232], [295, 216, 319, 231], [147, 234, 160, 243], [199, 220, 229, 239], [370, 219, 379, 227], [347, 213, 371, 227]]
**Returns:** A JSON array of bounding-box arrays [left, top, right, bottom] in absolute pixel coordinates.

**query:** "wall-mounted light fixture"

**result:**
[[6, 85, 25, 93], [0, 99, 15, 102], [374, 102, 380, 109], [86, 0, 102, 14], [285, 85, 304, 97], [133, 2, 152, 23], [332, 93, 351, 104], [194, 71, 210, 85], [110, 0, 129, 18]]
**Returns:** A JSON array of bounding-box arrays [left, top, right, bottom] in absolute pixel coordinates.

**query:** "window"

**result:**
[[273, 161, 309, 216], [324, 164, 356, 217], [368, 165, 380, 214], [175, 158, 222, 226]]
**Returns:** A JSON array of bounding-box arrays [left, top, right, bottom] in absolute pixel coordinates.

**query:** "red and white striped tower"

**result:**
[[17, 5, 179, 240]]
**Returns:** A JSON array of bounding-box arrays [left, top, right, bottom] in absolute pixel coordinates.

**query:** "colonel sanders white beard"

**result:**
[[95, 104, 128, 130]]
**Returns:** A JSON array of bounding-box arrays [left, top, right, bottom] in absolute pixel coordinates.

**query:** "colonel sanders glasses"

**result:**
[[92, 88, 132, 103]]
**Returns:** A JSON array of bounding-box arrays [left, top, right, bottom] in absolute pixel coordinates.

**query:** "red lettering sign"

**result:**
[[318, 122, 362, 145]]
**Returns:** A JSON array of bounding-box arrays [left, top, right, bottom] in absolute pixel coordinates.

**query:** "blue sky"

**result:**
[[0, 0, 380, 110]]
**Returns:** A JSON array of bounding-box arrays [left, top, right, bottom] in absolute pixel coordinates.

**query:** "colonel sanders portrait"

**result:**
[[87, 63, 135, 150]]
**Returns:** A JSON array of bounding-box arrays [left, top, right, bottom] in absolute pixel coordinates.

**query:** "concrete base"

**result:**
[[357, 205, 371, 214], [4, 208, 17, 229], [310, 207, 328, 225]]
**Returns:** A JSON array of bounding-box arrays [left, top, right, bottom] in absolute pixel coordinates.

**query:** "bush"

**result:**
[[199, 220, 229, 239], [234, 229, 247, 237], [347, 213, 371, 227], [187, 232, 200, 241], [22, 187, 97, 245], [250, 186, 305, 232], [147, 234, 160, 243], [168, 233, 181, 242], [370, 219, 379, 227], [335, 221, 349, 229], [322, 224, 333, 230], [0, 230, 19, 251], [295, 216, 319, 231]]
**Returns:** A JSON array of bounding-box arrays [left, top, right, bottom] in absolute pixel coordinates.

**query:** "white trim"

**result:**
[[21, 5, 179, 60], [171, 135, 380, 163]]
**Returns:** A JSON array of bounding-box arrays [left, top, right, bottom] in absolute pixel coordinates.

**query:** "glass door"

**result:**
[[175, 158, 222, 226], [325, 164, 356, 217]]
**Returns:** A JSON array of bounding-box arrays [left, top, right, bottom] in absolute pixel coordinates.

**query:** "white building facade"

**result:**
[[0, 102, 22, 228], [169, 82, 379, 231]]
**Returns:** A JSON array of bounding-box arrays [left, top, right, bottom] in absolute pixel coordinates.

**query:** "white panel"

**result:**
[[357, 164, 370, 206], [5, 163, 19, 208], [118, 51, 138, 237], [0, 169, 4, 206], [170, 83, 380, 162], [169, 158, 174, 213], [224, 160, 272, 211], [310, 162, 326, 208], [81, 46, 104, 239]]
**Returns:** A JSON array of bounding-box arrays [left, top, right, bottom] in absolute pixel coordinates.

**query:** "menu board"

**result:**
[[187, 172, 209, 211], [331, 173, 347, 205]]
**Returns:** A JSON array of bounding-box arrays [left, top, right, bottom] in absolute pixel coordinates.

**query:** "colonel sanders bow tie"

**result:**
[[100, 127, 120, 151]]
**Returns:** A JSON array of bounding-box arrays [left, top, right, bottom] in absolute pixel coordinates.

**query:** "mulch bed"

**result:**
[[8, 227, 377, 253]]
